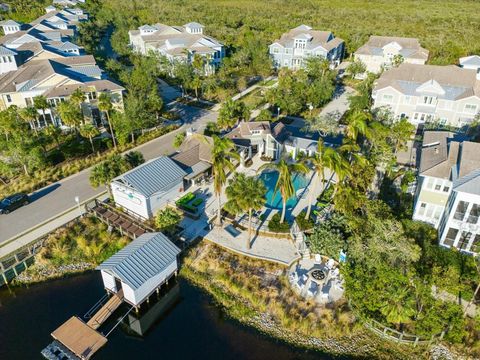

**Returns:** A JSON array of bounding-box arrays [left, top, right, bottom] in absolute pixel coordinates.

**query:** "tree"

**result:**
[[56, 100, 82, 131], [43, 124, 62, 149], [79, 124, 100, 153], [256, 109, 273, 122], [33, 95, 50, 126], [305, 112, 339, 136], [224, 173, 266, 248], [258, 156, 308, 223], [89, 155, 130, 197], [345, 110, 373, 142], [392, 54, 404, 67], [173, 132, 185, 148], [211, 135, 240, 226], [346, 59, 366, 79], [70, 88, 86, 121], [124, 151, 145, 168], [155, 208, 182, 234], [19, 106, 39, 134], [98, 92, 117, 149], [308, 213, 348, 259], [303, 140, 350, 219], [217, 99, 250, 130]]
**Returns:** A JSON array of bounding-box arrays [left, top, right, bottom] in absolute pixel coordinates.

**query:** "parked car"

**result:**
[[0, 193, 29, 214]]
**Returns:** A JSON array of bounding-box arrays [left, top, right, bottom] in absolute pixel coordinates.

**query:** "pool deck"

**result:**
[[203, 226, 300, 266]]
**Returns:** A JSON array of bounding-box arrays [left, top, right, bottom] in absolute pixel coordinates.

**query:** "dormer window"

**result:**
[[423, 96, 436, 105], [294, 39, 306, 49]]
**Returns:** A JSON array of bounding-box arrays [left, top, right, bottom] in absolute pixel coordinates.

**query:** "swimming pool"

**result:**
[[259, 171, 309, 210]]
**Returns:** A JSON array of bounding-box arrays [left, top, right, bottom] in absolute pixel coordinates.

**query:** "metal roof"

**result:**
[[97, 232, 181, 291], [114, 156, 187, 197]]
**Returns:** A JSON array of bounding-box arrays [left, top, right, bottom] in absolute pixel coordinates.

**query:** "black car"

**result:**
[[0, 193, 29, 214]]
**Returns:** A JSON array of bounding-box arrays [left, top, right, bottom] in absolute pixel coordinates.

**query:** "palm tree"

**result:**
[[225, 173, 266, 249], [303, 140, 349, 219], [258, 156, 308, 223], [217, 99, 250, 130], [56, 100, 82, 132], [98, 92, 117, 149], [44, 124, 62, 149], [89, 155, 130, 198], [19, 106, 39, 135], [211, 135, 240, 226], [70, 88, 86, 124], [345, 110, 372, 141], [79, 123, 100, 153], [33, 95, 50, 127], [380, 287, 416, 328]]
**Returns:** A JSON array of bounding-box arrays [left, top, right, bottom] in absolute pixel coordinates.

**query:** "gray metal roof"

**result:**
[[97, 232, 181, 290], [114, 156, 187, 197]]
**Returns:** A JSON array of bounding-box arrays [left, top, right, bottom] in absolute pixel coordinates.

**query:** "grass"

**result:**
[[15, 216, 130, 284], [181, 241, 429, 359]]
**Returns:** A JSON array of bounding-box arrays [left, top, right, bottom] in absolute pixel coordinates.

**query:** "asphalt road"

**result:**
[[0, 99, 217, 244]]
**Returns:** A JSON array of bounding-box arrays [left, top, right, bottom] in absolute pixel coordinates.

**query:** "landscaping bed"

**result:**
[[176, 192, 204, 213]]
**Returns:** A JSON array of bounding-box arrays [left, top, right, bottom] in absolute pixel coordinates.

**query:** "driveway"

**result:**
[[319, 85, 355, 120], [0, 100, 217, 244]]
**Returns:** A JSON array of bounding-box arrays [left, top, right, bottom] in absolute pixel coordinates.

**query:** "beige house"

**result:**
[[354, 36, 428, 73], [372, 63, 480, 127], [413, 131, 480, 254], [128, 22, 224, 75], [269, 25, 344, 70]]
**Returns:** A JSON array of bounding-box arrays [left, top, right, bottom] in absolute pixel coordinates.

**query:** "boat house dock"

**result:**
[[42, 232, 181, 360]]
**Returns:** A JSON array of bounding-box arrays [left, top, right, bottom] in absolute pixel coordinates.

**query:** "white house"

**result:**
[[413, 131, 480, 254], [354, 36, 429, 73], [0, 45, 18, 74], [459, 55, 480, 77], [97, 232, 181, 307], [128, 22, 225, 75], [0, 20, 23, 35], [372, 63, 480, 128], [269, 25, 344, 70], [111, 156, 187, 219]]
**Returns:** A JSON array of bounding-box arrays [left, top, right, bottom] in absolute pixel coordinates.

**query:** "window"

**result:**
[[471, 234, 480, 253], [404, 96, 411, 104], [443, 186, 450, 192], [285, 49, 290, 54], [464, 104, 478, 114], [434, 207, 442, 220], [273, 47, 279, 54], [467, 204, 479, 224], [458, 232, 472, 250], [25, 97, 33, 107], [435, 184, 441, 191], [6, 94, 11, 103], [418, 202, 427, 216], [382, 94, 394, 102], [454, 201, 469, 221], [443, 228, 458, 247], [426, 178, 434, 190], [423, 96, 436, 105]]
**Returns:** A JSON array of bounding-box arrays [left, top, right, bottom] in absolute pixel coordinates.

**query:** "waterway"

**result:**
[[0, 272, 351, 360]]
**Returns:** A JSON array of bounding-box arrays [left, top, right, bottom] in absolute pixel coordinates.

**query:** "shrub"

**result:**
[[295, 210, 315, 231], [267, 213, 290, 233], [192, 198, 203, 207], [155, 207, 182, 234], [176, 192, 195, 205]]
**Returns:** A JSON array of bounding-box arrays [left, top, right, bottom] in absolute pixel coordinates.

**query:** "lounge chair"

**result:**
[[326, 259, 335, 270], [307, 282, 318, 297], [315, 254, 322, 263]]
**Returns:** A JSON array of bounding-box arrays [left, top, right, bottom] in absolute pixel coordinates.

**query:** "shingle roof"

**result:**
[[374, 63, 480, 100], [97, 232, 181, 290], [271, 25, 344, 52], [114, 156, 187, 197], [355, 36, 429, 61]]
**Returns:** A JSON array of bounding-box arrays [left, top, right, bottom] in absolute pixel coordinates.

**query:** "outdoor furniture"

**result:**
[[332, 268, 340, 277], [302, 274, 308, 283], [326, 258, 335, 270], [307, 282, 318, 297], [320, 292, 330, 302], [289, 271, 298, 283], [314, 254, 322, 263], [225, 225, 241, 238], [310, 269, 326, 281], [296, 277, 305, 290]]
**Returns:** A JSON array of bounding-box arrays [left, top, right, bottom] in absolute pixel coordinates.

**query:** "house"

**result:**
[[354, 36, 429, 73], [412, 131, 480, 254], [0, 56, 124, 127], [171, 132, 214, 186], [128, 22, 224, 75], [111, 156, 188, 219], [0, 46, 18, 74], [372, 63, 480, 127], [226, 121, 343, 161], [269, 25, 344, 70], [459, 55, 480, 77], [97, 232, 181, 307]]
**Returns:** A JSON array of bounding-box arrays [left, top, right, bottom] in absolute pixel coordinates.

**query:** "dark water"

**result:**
[[0, 272, 352, 360]]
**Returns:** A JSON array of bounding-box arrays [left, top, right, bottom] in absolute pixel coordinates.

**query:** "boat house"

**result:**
[[110, 156, 187, 219], [97, 232, 181, 307]]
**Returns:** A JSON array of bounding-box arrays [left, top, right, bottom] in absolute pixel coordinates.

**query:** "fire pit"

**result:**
[[310, 269, 326, 281]]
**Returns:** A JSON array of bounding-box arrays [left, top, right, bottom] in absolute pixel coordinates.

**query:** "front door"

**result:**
[[114, 277, 122, 292]]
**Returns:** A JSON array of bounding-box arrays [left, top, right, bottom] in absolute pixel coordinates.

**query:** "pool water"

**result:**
[[259, 171, 309, 210]]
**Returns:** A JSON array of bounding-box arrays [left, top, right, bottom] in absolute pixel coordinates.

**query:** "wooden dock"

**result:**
[[87, 290, 124, 330]]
